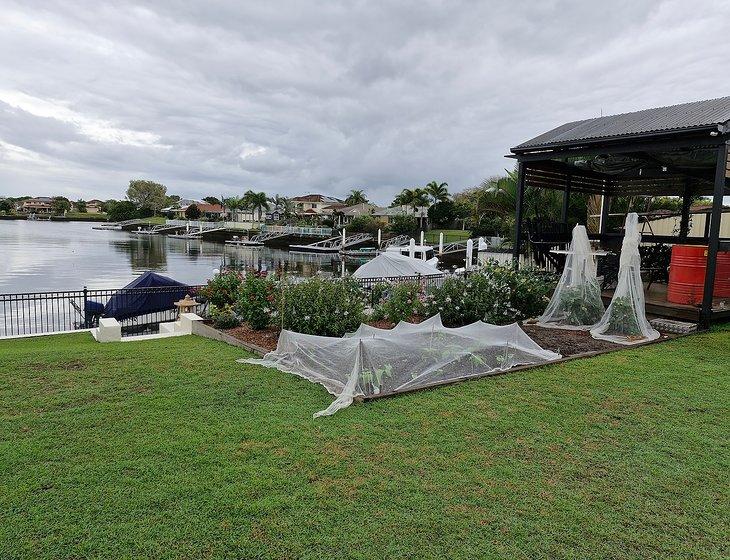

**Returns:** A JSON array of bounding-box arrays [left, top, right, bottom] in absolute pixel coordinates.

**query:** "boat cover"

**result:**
[[101, 271, 190, 320], [352, 252, 444, 279]]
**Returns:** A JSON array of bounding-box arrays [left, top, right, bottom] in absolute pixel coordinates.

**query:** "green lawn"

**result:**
[[425, 229, 471, 243], [1, 328, 728, 559]]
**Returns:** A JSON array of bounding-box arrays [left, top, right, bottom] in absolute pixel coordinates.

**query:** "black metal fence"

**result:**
[[0, 285, 205, 338], [0, 275, 448, 338]]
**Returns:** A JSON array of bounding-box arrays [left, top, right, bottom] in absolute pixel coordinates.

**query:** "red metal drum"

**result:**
[[667, 245, 730, 304]]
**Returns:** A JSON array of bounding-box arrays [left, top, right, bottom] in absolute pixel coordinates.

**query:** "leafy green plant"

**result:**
[[236, 272, 278, 330], [423, 262, 556, 326], [558, 284, 604, 326], [605, 296, 642, 336], [208, 304, 241, 329], [281, 277, 364, 336], [200, 270, 243, 308], [372, 282, 423, 323]]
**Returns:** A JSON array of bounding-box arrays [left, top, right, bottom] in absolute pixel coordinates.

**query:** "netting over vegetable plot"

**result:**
[[241, 314, 560, 417], [537, 225, 605, 330], [590, 213, 660, 345]]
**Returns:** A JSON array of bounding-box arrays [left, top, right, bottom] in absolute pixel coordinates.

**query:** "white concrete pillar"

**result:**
[[377, 228, 382, 247], [466, 239, 474, 270], [420, 230, 424, 246], [409, 238, 416, 259], [439, 232, 444, 254], [342, 227, 346, 247]]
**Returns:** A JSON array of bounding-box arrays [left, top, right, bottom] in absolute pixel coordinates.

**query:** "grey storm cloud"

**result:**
[[1, 0, 729, 203]]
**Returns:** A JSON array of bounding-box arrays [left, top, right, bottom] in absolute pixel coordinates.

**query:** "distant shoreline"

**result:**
[[0, 214, 109, 223]]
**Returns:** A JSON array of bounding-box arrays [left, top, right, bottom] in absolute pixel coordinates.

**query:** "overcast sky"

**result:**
[[1, 1, 729, 205]]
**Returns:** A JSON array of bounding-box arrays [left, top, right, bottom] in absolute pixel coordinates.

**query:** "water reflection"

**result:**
[[0, 220, 364, 293]]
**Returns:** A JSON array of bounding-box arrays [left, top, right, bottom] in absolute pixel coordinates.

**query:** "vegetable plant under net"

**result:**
[[241, 314, 560, 417], [590, 213, 660, 345], [537, 224, 605, 330]]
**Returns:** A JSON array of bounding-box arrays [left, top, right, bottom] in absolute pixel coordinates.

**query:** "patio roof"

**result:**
[[513, 96, 730, 152]]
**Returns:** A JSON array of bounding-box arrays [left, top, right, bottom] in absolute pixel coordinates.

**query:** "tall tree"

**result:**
[[126, 180, 168, 214], [345, 189, 368, 206], [202, 196, 220, 205], [393, 188, 428, 211], [243, 190, 269, 222], [74, 199, 87, 213], [424, 181, 449, 204], [51, 196, 71, 215], [185, 204, 202, 219]]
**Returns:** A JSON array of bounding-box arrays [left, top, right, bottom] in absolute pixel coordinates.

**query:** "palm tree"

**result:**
[[345, 189, 368, 206], [424, 181, 449, 204], [393, 188, 428, 211], [243, 190, 270, 222]]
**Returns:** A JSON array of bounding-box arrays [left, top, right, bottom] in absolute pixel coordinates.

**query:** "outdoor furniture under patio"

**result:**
[[509, 96, 730, 327]]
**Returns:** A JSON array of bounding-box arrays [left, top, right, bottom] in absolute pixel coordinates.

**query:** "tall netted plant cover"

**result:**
[[537, 225, 604, 330], [590, 213, 660, 345], [241, 314, 560, 417]]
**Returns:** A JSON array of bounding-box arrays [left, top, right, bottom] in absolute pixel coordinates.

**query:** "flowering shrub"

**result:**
[[423, 262, 556, 326], [281, 277, 364, 336], [236, 272, 278, 330], [208, 304, 241, 329], [200, 270, 243, 307], [372, 281, 423, 324]]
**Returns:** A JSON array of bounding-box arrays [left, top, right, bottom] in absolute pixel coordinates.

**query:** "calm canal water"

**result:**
[[0, 220, 356, 293]]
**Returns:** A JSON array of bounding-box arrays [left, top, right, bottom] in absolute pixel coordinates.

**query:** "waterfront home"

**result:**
[[19, 197, 53, 214], [85, 199, 104, 213], [332, 202, 383, 226], [291, 194, 343, 216], [169, 201, 225, 220], [373, 204, 430, 227]]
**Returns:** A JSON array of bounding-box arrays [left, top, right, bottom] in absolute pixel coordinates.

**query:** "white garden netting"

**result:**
[[537, 224, 605, 330], [590, 213, 660, 345], [352, 252, 444, 279], [241, 314, 560, 417]]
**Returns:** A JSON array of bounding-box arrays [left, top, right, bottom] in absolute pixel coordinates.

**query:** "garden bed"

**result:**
[[216, 317, 673, 358]]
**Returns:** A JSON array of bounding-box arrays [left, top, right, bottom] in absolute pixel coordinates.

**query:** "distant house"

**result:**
[[644, 204, 730, 238], [331, 203, 383, 226], [169, 201, 225, 220], [19, 197, 53, 214], [85, 199, 104, 214], [372, 204, 430, 226], [291, 194, 343, 216]]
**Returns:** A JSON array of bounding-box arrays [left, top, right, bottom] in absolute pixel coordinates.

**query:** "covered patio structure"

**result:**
[[509, 96, 730, 327]]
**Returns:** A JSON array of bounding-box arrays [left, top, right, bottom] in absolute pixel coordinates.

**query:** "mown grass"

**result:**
[[424, 229, 471, 243], [1, 327, 728, 559]]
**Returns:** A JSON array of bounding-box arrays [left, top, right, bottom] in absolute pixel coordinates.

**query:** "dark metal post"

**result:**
[[82, 286, 89, 328], [512, 162, 526, 267], [561, 173, 571, 223], [679, 179, 692, 242], [700, 142, 728, 328]]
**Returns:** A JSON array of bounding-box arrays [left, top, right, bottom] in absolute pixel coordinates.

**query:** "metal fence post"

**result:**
[[82, 286, 89, 328]]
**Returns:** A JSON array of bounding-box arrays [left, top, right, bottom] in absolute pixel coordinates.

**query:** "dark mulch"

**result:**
[[521, 324, 622, 356], [222, 324, 281, 352]]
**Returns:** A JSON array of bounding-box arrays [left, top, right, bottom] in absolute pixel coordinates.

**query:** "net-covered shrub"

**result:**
[[209, 304, 241, 329], [236, 272, 278, 330], [281, 277, 364, 336], [372, 281, 423, 324], [423, 262, 556, 326], [603, 296, 642, 336], [557, 284, 604, 326], [200, 270, 243, 307]]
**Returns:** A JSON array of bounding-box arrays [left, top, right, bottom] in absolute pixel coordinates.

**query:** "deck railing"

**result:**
[[0, 285, 205, 338]]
